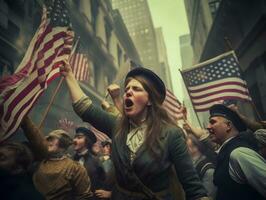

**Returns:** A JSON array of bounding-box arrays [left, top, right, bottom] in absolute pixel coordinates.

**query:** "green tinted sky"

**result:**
[[147, 0, 189, 100]]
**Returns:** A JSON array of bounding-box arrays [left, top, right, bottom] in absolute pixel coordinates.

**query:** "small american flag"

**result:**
[[163, 89, 186, 121], [0, 0, 74, 141], [181, 51, 251, 112], [69, 42, 89, 81]]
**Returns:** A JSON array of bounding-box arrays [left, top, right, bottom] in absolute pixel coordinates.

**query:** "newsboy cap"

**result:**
[[75, 127, 97, 144], [126, 64, 166, 104], [46, 129, 73, 149], [209, 104, 247, 132]]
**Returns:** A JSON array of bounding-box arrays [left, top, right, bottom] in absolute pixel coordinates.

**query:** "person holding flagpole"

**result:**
[[61, 60, 208, 200]]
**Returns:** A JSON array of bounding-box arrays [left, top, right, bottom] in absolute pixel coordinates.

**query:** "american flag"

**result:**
[[0, 0, 74, 141], [69, 42, 90, 81], [181, 51, 251, 112], [163, 89, 186, 121]]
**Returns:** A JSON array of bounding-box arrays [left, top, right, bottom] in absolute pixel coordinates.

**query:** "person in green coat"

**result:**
[[61, 61, 208, 200]]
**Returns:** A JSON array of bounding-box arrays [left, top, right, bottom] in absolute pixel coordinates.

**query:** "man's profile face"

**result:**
[[207, 116, 230, 145]]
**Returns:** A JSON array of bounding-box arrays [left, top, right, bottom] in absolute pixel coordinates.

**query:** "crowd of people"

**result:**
[[0, 60, 265, 200]]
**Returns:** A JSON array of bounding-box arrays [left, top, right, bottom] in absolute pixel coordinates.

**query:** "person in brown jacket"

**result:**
[[21, 117, 93, 200]]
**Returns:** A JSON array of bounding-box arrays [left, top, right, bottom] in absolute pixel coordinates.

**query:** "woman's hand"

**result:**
[[60, 60, 74, 79], [61, 60, 86, 103], [107, 84, 121, 100], [107, 84, 123, 112]]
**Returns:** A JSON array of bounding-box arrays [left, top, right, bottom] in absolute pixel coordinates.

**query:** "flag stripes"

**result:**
[[0, 2, 74, 141], [69, 53, 89, 81], [181, 51, 251, 112], [163, 89, 184, 121]]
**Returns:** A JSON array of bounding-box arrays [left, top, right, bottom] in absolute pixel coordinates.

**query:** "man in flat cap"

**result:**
[[21, 117, 93, 200], [207, 104, 265, 200], [73, 127, 106, 199]]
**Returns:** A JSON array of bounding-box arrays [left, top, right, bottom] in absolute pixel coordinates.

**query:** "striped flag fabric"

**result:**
[[163, 89, 186, 121], [90, 126, 111, 142], [69, 42, 90, 81], [181, 51, 251, 112], [0, 0, 74, 141]]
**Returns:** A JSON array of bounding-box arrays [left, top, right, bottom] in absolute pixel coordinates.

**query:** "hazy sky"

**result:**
[[147, 0, 189, 100]]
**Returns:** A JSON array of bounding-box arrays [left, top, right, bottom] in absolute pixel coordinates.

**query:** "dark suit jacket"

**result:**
[[73, 151, 106, 192], [74, 101, 207, 200]]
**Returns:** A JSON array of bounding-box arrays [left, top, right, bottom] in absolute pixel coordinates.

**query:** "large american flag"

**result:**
[[181, 51, 251, 112], [69, 42, 90, 81], [163, 89, 186, 121], [0, 0, 74, 141]]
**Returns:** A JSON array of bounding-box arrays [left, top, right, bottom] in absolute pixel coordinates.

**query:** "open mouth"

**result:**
[[125, 99, 134, 108]]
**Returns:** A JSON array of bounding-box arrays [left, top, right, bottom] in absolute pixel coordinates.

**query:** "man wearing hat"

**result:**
[[207, 104, 265, 200], [73, 127, 106, 199], [21, 117, 93, 200]]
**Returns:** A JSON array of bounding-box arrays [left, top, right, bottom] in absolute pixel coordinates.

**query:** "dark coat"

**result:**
[[73, 151, 106, 199], [214, 136, 264, 200], [75, 103, 207, 200]]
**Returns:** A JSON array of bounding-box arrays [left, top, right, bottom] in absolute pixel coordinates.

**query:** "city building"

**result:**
[[155, 27, 173, 90], [184, 0, 221, 63], [112, 0, 163, 78]]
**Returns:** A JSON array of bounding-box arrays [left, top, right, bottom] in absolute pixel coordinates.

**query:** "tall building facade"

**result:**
[[184, 0, 221, 63], [0, 0, 141, 136], [155, 27, 173, 90], [112, 0, 163, 78]]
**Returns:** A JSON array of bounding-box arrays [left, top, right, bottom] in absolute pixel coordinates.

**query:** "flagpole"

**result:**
[[224, 37, 263, 121], [38, 38, 80, 129], [179, 69, 203, 128], [39, 77, 64, 129]]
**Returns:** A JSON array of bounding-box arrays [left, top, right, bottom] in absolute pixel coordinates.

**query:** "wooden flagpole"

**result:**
[[38, 38, 80, 129], [179, 69, 203, 128], [224, 37, 262, 121]]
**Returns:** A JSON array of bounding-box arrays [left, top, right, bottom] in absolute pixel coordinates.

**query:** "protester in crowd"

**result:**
[[0, 142, 44, 200], [186, 134, 216, 199], [99, 140, 113, 174], [73, 127, 106, 199], [21, 117, 93, 200], [207, 104, 265, 200], [61, 60, 208, 200], [94, 140, 114, 200]]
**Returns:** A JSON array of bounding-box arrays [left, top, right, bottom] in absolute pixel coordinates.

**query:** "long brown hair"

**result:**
[[116, 76, 177, 158]]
